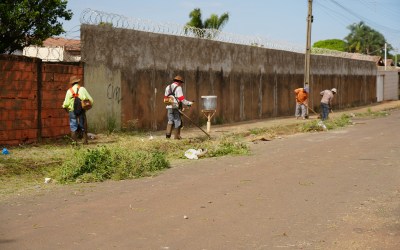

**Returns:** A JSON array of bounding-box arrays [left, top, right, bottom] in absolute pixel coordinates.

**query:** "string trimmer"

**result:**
[[178, 110, 211, 139]]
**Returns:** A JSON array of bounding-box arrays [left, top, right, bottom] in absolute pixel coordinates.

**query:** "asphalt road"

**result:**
[[1, 110, 400, 250]]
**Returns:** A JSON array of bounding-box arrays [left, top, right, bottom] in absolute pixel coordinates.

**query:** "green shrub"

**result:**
[[324, 114, 352, 129], [299, 114, 352, 132], [107, 116, 118, 134], [214, 116, 224, 125]]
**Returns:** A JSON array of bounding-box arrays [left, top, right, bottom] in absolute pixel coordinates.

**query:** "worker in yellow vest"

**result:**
[[62, 76, 94, 144]]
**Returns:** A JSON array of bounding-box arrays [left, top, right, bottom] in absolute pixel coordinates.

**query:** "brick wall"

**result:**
[[0, 54, 84, 146]]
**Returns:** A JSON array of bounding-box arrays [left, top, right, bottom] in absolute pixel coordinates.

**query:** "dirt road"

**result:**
[[1, 110, 400, 249]]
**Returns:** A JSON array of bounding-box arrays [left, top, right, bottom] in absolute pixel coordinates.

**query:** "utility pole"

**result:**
[[384, 43, 387, 70], [304, 0, 313, 88]]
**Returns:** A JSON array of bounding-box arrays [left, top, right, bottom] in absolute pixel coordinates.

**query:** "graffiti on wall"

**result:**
[[107, 83, 122, 103]]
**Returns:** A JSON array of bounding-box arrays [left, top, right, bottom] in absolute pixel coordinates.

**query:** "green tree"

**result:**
[[185, 8, 229, 38], [344, 21, 392, 56], [312, 39, 346, 52], [0, 0, 73, 54], [393, 53, 400, 67]]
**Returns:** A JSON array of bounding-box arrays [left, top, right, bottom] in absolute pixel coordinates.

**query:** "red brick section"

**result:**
[[41, 61, 84, 139], [0, 54, 84, 146]]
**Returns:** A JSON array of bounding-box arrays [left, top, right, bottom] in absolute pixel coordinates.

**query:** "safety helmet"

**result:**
[[173, 75, 184, 83], [304, 86, 309, 93], [331, 88, 337, 93]]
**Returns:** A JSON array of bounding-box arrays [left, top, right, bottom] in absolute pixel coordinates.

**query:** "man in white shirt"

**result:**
[[164, 75, 193, 139]]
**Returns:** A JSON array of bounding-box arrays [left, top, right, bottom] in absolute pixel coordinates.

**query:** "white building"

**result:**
[[23, 37, 81, 62]]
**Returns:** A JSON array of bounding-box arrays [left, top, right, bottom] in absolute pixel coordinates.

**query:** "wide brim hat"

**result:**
[[69, 76, 80, 84], [173, 75, 184, 83]]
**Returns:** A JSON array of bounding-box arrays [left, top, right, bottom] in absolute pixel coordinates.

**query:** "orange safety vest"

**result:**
[[69, 85, 80, 98]]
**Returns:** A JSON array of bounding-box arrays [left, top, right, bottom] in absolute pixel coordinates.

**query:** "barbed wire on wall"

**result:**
[[21, 30, 81, 62], [19, 8, 380, 63], [80, 8, 306, 53], [80, 8, 379, 62]]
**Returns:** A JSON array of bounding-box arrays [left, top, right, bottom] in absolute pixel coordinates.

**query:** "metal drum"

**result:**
[[201, 96, 217, 111]]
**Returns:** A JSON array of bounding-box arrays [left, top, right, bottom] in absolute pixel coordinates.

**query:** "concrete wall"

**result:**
[[81, 24, 377, 131], [0, 54, 84, 146], [377, 69, 399, 101]]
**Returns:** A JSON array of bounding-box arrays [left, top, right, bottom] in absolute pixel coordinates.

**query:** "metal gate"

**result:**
[[376, 75, 384, 102]]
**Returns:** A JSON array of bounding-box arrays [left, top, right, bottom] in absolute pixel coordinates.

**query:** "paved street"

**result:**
[[1, 108, 400, 250]]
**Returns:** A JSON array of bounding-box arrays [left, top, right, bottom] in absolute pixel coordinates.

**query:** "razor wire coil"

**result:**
[[22, 8, 379, 62], [80, 9, 378, 61]]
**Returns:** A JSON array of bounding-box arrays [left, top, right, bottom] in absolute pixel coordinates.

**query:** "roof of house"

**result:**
[[42, 37, 81, 52], [368, 55, 382, 63], [362, 56, 396, 66], [386, 59, 394, 66]]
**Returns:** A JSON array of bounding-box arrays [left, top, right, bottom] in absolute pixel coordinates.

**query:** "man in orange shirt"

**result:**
[[294, 86, 309, 119]]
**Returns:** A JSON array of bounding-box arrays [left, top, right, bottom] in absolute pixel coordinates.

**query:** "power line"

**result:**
[[314, 0, 400, 49], [314, 1, 354, 26], [328, 0, 400, 33], [358, 0, 400, 18]]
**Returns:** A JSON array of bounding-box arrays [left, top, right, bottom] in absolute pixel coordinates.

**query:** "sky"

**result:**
[[62, 0, 400, 53]]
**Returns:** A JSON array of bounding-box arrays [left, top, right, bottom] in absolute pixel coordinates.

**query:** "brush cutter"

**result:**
[[178, 109, 211, 139]]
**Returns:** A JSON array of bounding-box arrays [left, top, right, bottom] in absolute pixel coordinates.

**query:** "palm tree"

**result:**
[[186, 8, 204, 29], [204, 13, 229, 30], [345, 21, 392, 56], [184, 8, 229, 39]]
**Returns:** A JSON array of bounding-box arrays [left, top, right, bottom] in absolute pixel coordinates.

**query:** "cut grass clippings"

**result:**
[[54, 146, 170, 183], [0, 133, 250, 196], [0, 107, 394, 197]]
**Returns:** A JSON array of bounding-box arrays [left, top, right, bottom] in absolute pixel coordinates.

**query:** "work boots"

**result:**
[[83, 133, 88, 144], [71, 131, 78, 143], [71, 130, 89, 144], [174, 127, 182, 140], [166, 124, 173, 138]]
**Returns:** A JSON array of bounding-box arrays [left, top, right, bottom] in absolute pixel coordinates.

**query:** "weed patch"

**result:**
[[299, 120, 325, 132], [1, 107, 395, 194], [207, 135, 249, 157], [324, 114, 352, 129], [299, 114, 352, 131], [53, 146, 170, 183], [355, 108, 389, 118], [107, 116, 118, 134]]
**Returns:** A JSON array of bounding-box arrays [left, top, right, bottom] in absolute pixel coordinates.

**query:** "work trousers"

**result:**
[[320, 103, 330, 120], [167, 108, 182, 128], [69, 111, 87, 132], [295, 103, 307, 118]]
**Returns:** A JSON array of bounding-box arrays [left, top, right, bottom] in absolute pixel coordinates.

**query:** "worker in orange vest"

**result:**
[[294, 86, 309, 119]]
